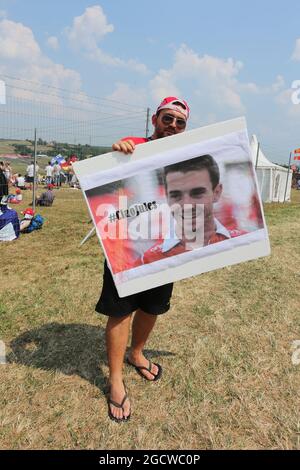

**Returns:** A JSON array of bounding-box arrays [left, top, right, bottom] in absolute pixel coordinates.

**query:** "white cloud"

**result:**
[[274, 82, 300, 119], [275, 88, 292, 106], [150, 44, 246, 117], [0, 19, 41, 61], [106, 83, 147, 110], [0, 18, 83, 104], [106, 45, 288, 134], [270, 75, 285, 93], [65, 5, 148, 74], [261, 70, 297, 120], [47, 36, 59, 50], [150, 68, 181, 103], [292, 38, 300, 61], [149, 45, 289, 127], [65, 5, 114, 50], [238, 82, 260, 93], [239, 75, 285, 95], [87, 48, 148, 74]]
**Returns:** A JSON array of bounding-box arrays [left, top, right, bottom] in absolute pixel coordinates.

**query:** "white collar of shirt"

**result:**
[[161, 217, 231, 253]]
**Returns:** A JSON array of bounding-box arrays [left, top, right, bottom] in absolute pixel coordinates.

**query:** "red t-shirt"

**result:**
[[121, 136, 149, 145], [141, 229, 247, 265]]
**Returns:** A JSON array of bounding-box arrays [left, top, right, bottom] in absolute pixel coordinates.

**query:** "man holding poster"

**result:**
[[73, 105, 269, 423], [96, 97, 190, 422]]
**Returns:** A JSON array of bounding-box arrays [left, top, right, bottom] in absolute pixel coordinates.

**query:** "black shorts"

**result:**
[[95, 261, 173, 317]]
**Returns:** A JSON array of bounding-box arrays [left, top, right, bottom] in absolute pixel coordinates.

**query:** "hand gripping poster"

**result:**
[[73, 117, 270, 297]]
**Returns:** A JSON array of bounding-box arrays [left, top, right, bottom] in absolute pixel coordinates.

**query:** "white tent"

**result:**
[[250, 134, 292, 203]]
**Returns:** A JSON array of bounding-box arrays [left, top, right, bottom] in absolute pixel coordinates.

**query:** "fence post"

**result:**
[[145, 107, 150, 138], [255, 142, 260, 169], [283, 152, 292, 203], [32, 128, 37, 210]]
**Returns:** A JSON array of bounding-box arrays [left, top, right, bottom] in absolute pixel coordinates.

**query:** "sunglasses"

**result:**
[[161, 113, 187, 129]]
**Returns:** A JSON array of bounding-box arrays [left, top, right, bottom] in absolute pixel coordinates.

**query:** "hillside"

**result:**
[[0, 138, 112, 174]]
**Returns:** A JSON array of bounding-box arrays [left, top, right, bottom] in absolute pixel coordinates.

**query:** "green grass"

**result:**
[[0, 188, 299, 449]]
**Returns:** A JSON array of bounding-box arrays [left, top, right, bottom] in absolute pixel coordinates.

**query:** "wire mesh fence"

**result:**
[[0, 75, 150, 159]]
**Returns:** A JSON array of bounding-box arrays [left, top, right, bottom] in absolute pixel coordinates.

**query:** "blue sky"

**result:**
[[1, 0, 300, 163]]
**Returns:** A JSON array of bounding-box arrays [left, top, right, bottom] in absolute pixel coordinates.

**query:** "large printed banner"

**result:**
[[73, 117, 270, 297]]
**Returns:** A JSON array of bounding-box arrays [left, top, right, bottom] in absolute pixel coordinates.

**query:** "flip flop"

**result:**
[[126, 358, 162, 382], [107, 382, 131, 423]]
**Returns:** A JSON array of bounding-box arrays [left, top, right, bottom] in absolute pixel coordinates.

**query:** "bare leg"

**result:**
[[128, 309, 160, 380], [106, 314, 132, 420]]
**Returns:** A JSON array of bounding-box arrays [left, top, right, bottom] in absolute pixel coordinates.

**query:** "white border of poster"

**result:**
[[74, 117, 271, 297]]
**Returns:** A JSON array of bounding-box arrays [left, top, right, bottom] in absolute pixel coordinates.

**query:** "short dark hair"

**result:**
[[164, 154, 220, 189]]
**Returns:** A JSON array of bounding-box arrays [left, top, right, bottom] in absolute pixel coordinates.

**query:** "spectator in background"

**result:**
[[52, 162, 62, 187], [10, 173, 18, 186], [7, 188, 22, 205], [26, 161, 39, 184], [15, 188, 23, 203], [70, 173, 80, 189], [36, 183, 55, 207], [4, 162, 12, 183], [16, 174, 26, 190], [20, 208, 44, 233], [0, 162, 8, 198], [45, 161, 53, 185], [0, 196, 20, 241], [20, 208, 35, 232]]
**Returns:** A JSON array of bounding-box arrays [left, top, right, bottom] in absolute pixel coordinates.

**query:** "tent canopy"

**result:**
[[250, 135, 292, 203]]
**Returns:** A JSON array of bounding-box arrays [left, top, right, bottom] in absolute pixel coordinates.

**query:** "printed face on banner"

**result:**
[[75, 120, 270, 297]]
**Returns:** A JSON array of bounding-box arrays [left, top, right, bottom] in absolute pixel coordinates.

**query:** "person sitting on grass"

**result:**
[[20, 208, 44, 233], [7, 188, 23, 204], [16, 174, 26, 190], [35, 184, 55, 207], [0, 196, 20, 241], [0, 161, 8, 198]]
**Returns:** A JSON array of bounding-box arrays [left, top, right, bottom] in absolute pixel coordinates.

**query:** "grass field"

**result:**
[[0, 187, 300, 450]]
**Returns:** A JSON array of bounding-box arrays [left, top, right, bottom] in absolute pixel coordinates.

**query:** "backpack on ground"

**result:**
[[23, 214, 44, 233]]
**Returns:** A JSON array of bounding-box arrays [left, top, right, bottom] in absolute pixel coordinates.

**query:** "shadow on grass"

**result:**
[[7, 322, 175, 395]]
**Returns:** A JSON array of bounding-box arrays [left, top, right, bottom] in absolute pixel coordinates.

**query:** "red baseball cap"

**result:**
[[156, 96, 190, 119], [21, 208, 35, 219]]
